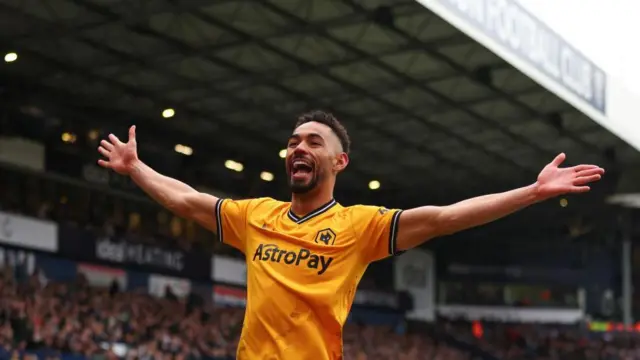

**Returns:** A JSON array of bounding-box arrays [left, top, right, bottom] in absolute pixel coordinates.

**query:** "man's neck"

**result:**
[[290, 191, 334, 217]]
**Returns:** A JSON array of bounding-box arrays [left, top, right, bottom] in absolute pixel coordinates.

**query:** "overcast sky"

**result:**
[[518, 0, 640, 95]]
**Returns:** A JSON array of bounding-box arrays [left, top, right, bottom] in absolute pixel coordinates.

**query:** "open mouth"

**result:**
[[291, 160, 313, 177]]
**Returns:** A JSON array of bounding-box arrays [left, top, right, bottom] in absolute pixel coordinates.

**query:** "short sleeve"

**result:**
[[215, 198, 255, 253], [349, 205, 403, 263]]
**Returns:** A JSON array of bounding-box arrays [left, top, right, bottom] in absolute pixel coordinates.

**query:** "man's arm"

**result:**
[[396, 184, 540, 251], [97, 126, 219, 232], [395, 153, 604, 252], [129, 160, 219, 231]]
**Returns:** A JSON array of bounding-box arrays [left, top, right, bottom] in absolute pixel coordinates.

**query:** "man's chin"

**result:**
[[289, 180, 316, 194]]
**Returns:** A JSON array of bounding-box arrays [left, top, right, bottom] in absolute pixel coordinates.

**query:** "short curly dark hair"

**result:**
[[294, 110, 351, 154]]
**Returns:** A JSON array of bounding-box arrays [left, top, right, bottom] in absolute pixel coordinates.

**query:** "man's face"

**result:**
[[285, 121, 343, 194]]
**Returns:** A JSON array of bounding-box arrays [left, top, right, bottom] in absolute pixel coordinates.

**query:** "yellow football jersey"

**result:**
[[214, 197, 402, 360]]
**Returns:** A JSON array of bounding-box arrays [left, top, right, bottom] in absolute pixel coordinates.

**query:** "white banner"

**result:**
[[0, 211, 57, 252], [211, 256, 246, 285], [438, 304, 584, 323], [148, 274, 191, 298], [394, 249, 436, 321]]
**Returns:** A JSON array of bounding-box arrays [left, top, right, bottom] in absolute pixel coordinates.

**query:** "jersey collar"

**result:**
[[287, 198, 337, 224]]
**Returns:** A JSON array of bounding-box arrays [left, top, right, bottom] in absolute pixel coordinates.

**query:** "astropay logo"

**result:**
[[252, 243, 333, 275]]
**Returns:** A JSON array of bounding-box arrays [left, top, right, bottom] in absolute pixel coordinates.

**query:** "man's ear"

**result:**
[[333, 152, 349, 173]]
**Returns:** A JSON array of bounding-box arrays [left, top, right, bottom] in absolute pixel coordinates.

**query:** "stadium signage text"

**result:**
[[58, 226, 212, 281], [252, 244, 333, 275], [434, 0, 607, 113], [96, 238, 185, 272]]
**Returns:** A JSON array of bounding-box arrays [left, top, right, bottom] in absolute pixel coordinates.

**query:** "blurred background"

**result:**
[[1, 0, 640, 359]]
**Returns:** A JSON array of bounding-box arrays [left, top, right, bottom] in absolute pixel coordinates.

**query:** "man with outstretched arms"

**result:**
[[98, 111, 604, 360]]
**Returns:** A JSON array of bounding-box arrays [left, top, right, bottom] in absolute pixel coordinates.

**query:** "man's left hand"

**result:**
[[535, 153, 605, 200]]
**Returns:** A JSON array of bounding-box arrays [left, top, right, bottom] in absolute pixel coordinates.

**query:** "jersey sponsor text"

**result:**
[[252, 243, 333, 275]]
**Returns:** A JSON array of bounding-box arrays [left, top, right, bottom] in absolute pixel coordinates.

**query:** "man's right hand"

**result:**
[[98, 125, 139, 175]]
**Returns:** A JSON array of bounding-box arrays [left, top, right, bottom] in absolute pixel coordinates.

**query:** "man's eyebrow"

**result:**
[[288, 133, 325, 141]]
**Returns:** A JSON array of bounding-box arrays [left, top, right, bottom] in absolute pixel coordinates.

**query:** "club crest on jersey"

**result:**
[[252, 244, 333, 275], [314, 228, 336, 246]]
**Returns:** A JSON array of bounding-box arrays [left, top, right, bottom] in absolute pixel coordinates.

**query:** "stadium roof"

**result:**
[[1, 0, 639, 241]]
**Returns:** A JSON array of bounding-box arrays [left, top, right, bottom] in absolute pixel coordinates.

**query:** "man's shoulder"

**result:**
[[244, 197, 289, 212], [339, 204, 393, 217], [254, 197, 287, 206], [226, 196, 283, 205]]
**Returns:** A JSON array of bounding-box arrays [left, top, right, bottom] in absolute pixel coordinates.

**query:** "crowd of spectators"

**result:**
[[0, 266, 468, 360]]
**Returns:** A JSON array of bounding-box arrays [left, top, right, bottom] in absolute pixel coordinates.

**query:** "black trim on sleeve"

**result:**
[[388, 210, 403, 256], [215, 198, 225, 243]]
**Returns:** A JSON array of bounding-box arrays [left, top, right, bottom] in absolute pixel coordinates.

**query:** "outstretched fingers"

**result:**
[[574, 174, 602, 185], [573, 174, 602, 185], [572, 164, 604, 173], [98, 145, 111, 158], [573, 166, 604, 186], [108, 133, 122, 145], [98, 138, 115, 168], [571, 185, 591, 193], [100, 139, 114, 151], [97, 159, 111, 168], [576, 167, 605, 178]]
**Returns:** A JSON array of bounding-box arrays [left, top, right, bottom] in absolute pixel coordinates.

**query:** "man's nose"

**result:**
[[292, 143, 310, 155]]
